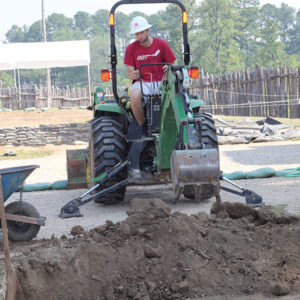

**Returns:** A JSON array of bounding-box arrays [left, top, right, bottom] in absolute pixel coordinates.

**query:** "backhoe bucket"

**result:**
[[170, 149, 220, 202]]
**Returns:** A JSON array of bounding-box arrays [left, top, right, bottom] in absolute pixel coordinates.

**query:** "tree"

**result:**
[[46, 13, 73, 40], [232, 0, 260, 67], [0, 72, 14, 87], [5, 25, 26, 43], [91, 9, 109, 35], [74, 11, 92, 37], [89, 33, 111, 87], [149, 0, 199, 65], [257, 6, 285, 66], [25, 21, 43, 42], [115, 12, 131, 57], [287, 9, 300, 56], [196, 0, 243, 73], [51, 28, 74, 41], [277, 3, 295, 44]]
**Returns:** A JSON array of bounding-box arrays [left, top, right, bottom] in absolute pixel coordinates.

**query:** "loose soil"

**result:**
[[1, 110, 300, 299], [2, 199, 300, 300]]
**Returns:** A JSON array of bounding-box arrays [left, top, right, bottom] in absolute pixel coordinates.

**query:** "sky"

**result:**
[[0, 0, 299, 43]]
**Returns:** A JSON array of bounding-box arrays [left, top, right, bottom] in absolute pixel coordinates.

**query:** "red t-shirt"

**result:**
[[124, 38, 176, 82]]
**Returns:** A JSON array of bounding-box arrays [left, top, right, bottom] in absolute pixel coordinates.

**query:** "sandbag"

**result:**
[[24, 107, 37, 112], [52, 180, 68, 190], [222, 171, 247, 180], [274, 169, 295, 177], [22, 182, 52, 192], [246, 167, 276, 179]]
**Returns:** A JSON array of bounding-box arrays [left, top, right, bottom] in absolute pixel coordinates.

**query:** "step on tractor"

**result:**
[[60, 0, 262, 218]]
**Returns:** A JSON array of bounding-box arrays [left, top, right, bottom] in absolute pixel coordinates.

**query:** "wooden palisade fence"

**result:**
[[0, 85, 111, 110], [1, 64, 299, 118], [192, 64, 300, 118], [0, 85, 93, 109]]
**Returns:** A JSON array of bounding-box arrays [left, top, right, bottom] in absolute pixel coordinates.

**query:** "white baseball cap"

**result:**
[[130, 16, 152, 34]]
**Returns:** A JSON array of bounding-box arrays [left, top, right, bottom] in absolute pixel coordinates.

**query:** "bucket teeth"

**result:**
[[173, 186, 184, 204]]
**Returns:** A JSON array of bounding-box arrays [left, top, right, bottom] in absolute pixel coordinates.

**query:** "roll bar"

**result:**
[[109, 0, 190, 102]]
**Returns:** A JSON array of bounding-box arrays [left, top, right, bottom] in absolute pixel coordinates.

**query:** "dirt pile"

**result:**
[[3, 198, 300, 300]]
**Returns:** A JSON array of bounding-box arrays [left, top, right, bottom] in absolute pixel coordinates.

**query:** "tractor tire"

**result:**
[[89, 117, 127, 204], [5, 201, 41, 242], [183, 112, 219, 201]]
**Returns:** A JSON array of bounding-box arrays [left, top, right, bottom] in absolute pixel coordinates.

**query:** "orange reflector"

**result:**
[[182, 11, 188, 24], [188, 67, 199, 79], [109, 13, 115, 26], [101, 69, 112, 82]]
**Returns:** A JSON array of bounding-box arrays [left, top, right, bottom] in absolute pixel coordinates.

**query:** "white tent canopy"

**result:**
[[0, 40, 91, 107], [0, 40, 90, 70]]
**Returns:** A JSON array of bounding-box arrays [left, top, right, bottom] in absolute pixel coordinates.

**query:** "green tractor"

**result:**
[[60, 0, 224, 218], [87, 0, 220, 204]]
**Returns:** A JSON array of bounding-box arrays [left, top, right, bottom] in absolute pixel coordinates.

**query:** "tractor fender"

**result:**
[[94, 101, 124, 115]]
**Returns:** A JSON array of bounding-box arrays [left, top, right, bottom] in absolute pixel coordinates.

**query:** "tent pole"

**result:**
[[13, 69, 17, 88], [17, 68, 21, 110], [88, 64, 92, 106]]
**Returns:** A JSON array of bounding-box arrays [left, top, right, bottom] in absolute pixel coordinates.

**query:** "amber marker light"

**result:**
[[101, 69, 112, 82], [182, 11, 188, 24], [188, 67, 199, 79], [109, 13, 115, 26]]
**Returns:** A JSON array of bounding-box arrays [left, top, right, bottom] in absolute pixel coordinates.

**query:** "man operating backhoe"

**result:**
[[124, 16, 176, 126]]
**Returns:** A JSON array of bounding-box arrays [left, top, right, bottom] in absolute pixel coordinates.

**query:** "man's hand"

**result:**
[[130, 70, 140, 80], [163, 65, 169, 72], [127, 66, 140, 80]]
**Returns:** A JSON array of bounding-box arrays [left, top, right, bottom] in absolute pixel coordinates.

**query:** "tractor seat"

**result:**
[[120, 82, 162, 111]]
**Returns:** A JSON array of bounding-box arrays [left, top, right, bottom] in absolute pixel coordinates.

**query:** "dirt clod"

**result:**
[[2, 199, 300, 300], [70, 225, 84, 236], [257, 205, 299, 224], [272, 283, 290, 296], [143, 244, 162, 258], [211, 201, 258, 219]]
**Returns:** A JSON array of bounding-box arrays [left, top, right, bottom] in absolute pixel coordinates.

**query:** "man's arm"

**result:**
[[126, 65, 140, 81], [163, 61, 176, 72]]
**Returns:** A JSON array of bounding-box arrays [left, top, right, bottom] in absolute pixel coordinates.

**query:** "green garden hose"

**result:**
[[283, 167, 300, 177]]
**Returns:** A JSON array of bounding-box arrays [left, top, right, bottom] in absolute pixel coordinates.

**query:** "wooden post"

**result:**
[[0, 175, 13, 296], [0, 80, 2, 109]]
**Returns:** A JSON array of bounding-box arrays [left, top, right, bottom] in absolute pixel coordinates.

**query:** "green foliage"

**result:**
[[25, 21, 43, 42], [3, 1, 300, 88], [19, 69, 46, 85], [74, 11, 92, 36], [89, 34, 111, 87], [287, 9, 300, 56], [91, 9, 109, 35], [0, 72, 14, 87], [6, 25, 25, 42], [256, 6, 286, 66]]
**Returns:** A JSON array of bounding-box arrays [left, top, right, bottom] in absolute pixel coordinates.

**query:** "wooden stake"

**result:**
[[0, 175, 12, 292]]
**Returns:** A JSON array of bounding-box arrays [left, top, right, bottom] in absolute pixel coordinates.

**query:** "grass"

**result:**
[[0, 150, 53, 160], [214, 115, 300, 130]]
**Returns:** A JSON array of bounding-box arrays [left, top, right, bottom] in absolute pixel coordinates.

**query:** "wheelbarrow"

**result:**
[[0, 165, 46, 242]]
